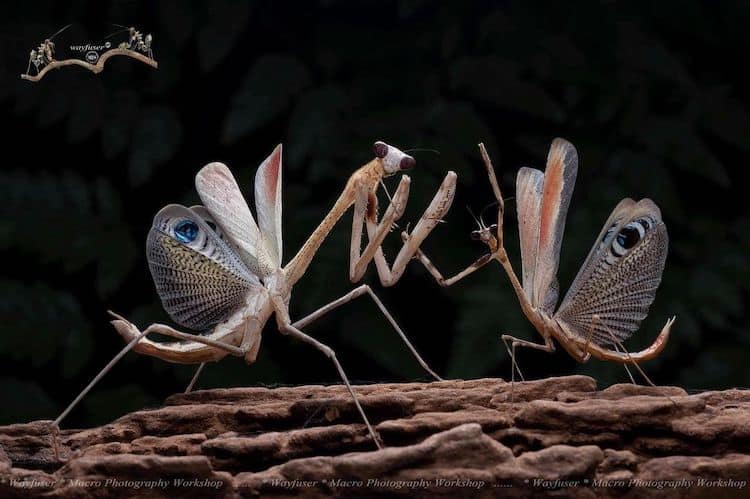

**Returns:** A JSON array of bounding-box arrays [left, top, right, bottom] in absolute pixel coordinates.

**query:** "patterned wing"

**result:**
[[147, 204, 260, 331], [555, 199, 668, 347]]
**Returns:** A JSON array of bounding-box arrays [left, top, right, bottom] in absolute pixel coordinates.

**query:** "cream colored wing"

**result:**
[[195, 162, 267, 276]]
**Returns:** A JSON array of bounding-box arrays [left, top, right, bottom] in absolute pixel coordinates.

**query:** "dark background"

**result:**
[[1, 1, 748, 427]]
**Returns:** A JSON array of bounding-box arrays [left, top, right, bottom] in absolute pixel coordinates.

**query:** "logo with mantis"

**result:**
[[21, 24, 157, 82]]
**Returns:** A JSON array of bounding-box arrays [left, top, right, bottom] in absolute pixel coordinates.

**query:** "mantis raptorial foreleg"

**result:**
[[349, 176, 411, 282], [349, 172, 457, 287], [408, 242, 494, 287], [405, 145, 509, 289]]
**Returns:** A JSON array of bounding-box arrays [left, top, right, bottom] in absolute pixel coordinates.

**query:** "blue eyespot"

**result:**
[[174, 219, 199, 243]]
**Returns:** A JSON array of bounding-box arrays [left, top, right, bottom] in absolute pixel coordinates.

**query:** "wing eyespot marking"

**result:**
[[174, 219, 199, 243], [601, 222, 618, 244], [610, 216, 655, 257]]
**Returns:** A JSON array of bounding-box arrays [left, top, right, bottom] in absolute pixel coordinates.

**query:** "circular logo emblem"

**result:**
[[85, 50, 99, 63], [105, 41, 111, 49]]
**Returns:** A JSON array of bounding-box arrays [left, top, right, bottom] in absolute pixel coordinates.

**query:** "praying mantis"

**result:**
[[54, 141, 456, 450], [24, 24, 70, 76], [408, 140, 674, 387]]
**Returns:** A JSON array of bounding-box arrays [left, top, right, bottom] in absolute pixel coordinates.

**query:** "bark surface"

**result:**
[[1, 376, 749, 498]]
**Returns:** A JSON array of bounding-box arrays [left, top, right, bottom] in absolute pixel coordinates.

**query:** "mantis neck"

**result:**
[[284, 159, 381, 286]]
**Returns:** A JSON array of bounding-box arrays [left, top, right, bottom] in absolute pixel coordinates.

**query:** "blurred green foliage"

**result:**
[[0, 1, 748, 426]]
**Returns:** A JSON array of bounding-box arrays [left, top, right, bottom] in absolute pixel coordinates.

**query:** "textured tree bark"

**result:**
[[1, 376, 749, 498]]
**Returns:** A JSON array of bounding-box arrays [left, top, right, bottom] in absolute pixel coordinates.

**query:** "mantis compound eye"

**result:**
[[470, 230, 483, 241], [373, 141, 389, 159], [376, 141, 412, 174], [174, 219, 199, 243], [399, 156, 415, 170]]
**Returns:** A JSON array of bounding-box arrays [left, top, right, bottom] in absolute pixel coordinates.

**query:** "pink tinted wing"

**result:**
[[254, 144, 283, 267], [516, 167, 544, 303], [532, 138, 578, 311]]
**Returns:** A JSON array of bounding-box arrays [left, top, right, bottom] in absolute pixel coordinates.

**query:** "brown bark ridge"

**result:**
[[1, 376, 749, 498]]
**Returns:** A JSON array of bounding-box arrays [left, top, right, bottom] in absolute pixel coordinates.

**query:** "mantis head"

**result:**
[[373, 141, 415, 176], [469, 207, 499, 252]]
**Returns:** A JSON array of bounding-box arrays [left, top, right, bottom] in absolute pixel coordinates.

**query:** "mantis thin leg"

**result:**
[[279, 323, 383, 449], [477, 143, 506, 243], [55, 316, 246, 427], [54, 329, 148, 426], [117, 320, 246, 356], [291, 284, 442, 381], [578, 315, 600, 364], [612, 341, 637, 384], [499, 333, 555, 401], [499, 333, 556, 354], [599, 326, 656, 388], [501, 335, 525, 382], [185, 363, 207, 393], [599, 326, 678, 407]]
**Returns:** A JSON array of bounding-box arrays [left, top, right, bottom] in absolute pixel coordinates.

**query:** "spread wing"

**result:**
[[146, 204, 260, 331], [516, 166, 544, 303], [195, 162, 266, 276], [254, 145, 283, 267], [533, 138, 578, 311], [555, 199, 668, 347]]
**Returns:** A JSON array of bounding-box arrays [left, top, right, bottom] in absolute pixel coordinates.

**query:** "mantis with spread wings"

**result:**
[[55, 141, 456, 449], [409, 139, 674, 385]]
